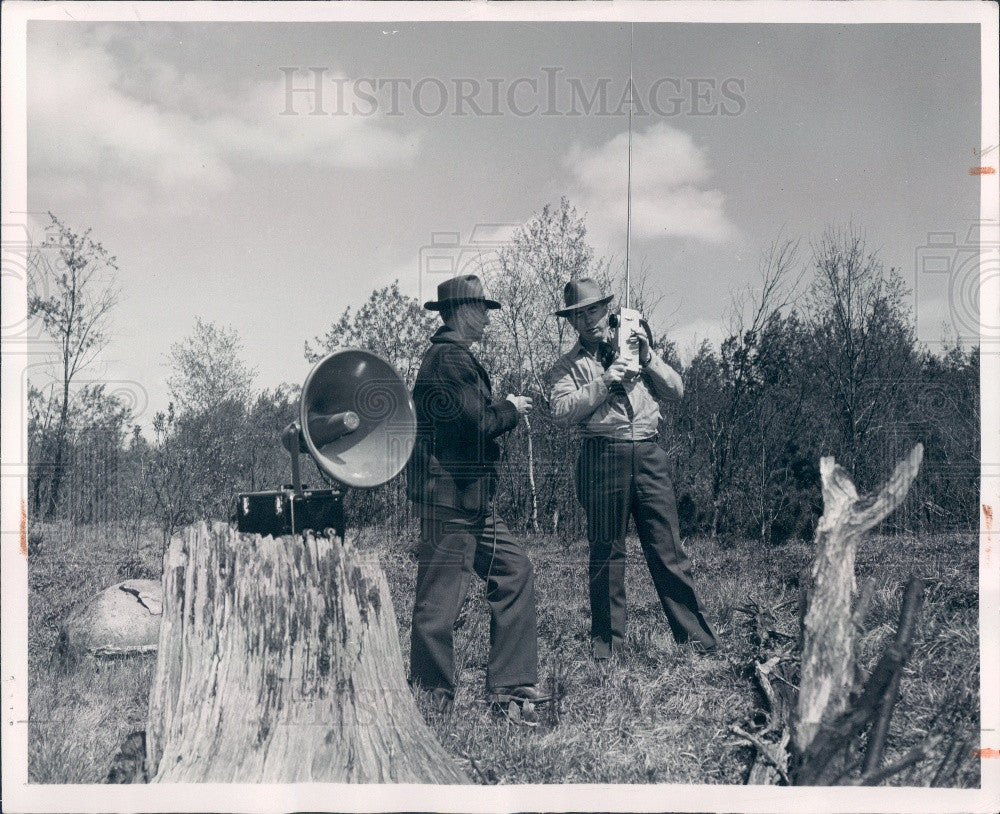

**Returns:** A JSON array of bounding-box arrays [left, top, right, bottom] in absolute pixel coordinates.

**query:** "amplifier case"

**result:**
[[234, 489, 344, 538]]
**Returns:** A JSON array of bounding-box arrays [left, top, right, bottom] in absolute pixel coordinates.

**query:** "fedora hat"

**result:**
[[554, 277, 614, 317], [424, 274, 501, 311]]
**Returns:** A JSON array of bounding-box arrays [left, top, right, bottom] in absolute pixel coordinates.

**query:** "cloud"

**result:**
[[27, 27, 421, 216], [564, 122, 737, 246]]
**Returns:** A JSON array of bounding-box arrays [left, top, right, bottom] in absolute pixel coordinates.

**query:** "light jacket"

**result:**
[[547, 341, 683, 440]]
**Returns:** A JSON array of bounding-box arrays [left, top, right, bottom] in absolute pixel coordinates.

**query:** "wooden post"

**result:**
[[146, 523, 468, 783], [794, 444, 923, 755]]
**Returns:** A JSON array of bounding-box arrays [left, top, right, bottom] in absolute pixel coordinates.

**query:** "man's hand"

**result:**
[[601, 357, 630, 387], [505, 394, 534, 415], [628, 329, 651, 366]]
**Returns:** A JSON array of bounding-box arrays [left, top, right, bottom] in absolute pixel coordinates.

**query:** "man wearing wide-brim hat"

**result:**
[[547, 277, 718, 659], [406, 274, 549, 723]]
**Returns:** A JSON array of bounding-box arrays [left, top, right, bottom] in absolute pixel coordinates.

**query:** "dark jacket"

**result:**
[[406, 326, 520, 515]]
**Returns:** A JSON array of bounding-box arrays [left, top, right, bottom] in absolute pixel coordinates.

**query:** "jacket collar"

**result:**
[[430, 325, 489, 383], [430, 325, 472, 349]]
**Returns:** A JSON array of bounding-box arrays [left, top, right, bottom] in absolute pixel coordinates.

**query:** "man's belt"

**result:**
[[583, 433, 660, 444]]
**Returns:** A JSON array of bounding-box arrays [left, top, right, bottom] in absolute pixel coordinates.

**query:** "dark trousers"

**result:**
[[410, 506, 538, 695], [576, 437, 717, 656]]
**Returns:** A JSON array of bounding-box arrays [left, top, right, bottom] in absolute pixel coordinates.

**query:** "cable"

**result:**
[[484, 431, 509, 602]]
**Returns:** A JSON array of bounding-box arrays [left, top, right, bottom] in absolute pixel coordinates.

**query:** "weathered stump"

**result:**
[[146, 522, 468, 783], [732, 445, 928, 785], [794, 444, 923, 754]]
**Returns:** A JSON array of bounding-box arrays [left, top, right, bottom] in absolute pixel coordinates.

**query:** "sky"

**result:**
[[23, 20, 983, 428]]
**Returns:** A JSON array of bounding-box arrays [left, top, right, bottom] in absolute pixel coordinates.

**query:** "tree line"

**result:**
[[27, 204, 979, 546]]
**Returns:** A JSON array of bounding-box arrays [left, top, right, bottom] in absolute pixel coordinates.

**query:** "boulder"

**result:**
[[60, 579, 162, 658]]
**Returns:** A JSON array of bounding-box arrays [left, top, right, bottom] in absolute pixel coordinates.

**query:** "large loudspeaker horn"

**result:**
[[233, 349, 416, 537], [300, 349, 416, 488]]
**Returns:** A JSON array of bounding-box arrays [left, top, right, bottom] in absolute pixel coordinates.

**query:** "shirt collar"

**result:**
[[573, 340, 602, 361]]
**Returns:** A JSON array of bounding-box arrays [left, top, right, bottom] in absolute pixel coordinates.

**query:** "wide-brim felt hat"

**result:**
[[424, 274, 501, 310], [554, 277, 614, 317]]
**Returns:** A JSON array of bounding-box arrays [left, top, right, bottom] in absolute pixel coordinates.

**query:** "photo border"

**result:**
[[2, 2, 997, 812]]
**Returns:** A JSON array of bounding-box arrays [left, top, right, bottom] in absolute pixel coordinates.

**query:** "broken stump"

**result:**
[[795, 443, 923, 754], [146, 522, 468, 783]]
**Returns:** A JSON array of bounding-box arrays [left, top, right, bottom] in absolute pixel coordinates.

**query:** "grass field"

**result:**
[[27, 521, 980, 786]]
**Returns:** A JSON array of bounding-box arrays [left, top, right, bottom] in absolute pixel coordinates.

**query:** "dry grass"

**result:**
[[27, 521, 161, 783], [27, 521, 980, 786], [379, 529, 980, 786]]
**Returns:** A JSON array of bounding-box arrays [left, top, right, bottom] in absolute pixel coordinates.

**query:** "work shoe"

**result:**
[[687, 639, 720, 657], [488, 685, 551, 727], [489, 684, 553, 704], [591, 635, 624, 661]]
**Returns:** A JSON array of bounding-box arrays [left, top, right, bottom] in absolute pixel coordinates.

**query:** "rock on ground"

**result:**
[[60, 579, 162, 658]]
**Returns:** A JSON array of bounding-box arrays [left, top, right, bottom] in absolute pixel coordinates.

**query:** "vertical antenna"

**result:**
[[625, 22, 634, 310]]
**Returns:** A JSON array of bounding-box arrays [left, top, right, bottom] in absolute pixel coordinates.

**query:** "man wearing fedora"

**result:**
[[547, 277, 718, 660], [406, 274, 549, 722]]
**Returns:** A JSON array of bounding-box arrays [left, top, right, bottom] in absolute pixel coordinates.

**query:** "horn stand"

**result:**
[[281, 410, 360, 496]]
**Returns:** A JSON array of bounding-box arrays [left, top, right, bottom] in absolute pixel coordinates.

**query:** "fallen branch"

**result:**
[[861, 578, 925, 775], [754, 656, 797, 735], [465, 753, 498, 785], [850, 734, 946, 786], [730, 725, 791, 785], [931, 737, 970, 788]]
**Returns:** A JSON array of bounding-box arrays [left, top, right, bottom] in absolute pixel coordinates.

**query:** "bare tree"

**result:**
[[705, 237, 803, 537], [805, 225, 915, 477], [488, 198, 605, 372], [485, 249, 546, 532], [28, 213, 120, 518], [147, 319, 259, 531], [483, 198, 603, 532], [166, 318, 255, 414]]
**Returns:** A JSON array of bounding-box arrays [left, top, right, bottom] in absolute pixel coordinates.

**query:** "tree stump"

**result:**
[[731, 445, 934, 785], [146, 522, 468, 783], [794, 444, 923, 754]]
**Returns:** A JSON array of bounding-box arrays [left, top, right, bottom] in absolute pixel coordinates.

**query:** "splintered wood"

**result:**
[[146, 523, 467, 783], [794, 444, 924, 754], [732, 444, 927, 785]]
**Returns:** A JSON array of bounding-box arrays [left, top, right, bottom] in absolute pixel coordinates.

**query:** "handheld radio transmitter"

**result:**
[[611, 306, 643, 375]]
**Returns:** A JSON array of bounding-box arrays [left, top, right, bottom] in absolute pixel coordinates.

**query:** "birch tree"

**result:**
[[27, 214, 120, 518]]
